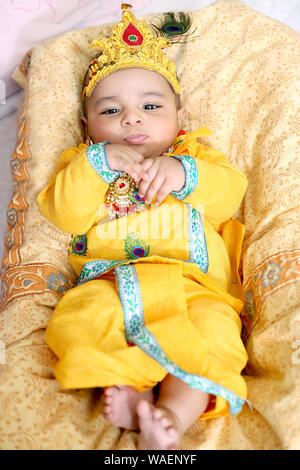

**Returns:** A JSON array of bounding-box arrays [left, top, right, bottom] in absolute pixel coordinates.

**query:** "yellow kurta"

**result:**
[[38, 127, 249, 418]]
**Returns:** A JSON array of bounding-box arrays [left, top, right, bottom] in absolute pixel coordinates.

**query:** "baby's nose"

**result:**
[[122, 109, 143, 126]]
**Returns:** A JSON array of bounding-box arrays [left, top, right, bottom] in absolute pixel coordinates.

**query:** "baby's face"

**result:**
[[84, 68, 185, 158]]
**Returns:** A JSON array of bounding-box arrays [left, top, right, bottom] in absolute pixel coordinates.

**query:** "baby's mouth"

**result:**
[[124, 134, 148, 144]]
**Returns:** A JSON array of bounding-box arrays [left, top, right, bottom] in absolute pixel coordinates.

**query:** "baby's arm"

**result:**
[[38, 142, 149, 234], [38, 144, 113, 234], [171, 146, 248, 227], [137, 145, 248, 228]]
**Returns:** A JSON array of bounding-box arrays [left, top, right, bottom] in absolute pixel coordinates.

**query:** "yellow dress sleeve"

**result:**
[[37, 142, 117, 235], [170, 128, 248, 229]]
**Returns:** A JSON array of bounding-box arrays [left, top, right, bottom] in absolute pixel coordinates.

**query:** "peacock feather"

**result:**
[[71, 234, 87, 256], [124, 232, 150, 260], [150, 11, 195, 43]]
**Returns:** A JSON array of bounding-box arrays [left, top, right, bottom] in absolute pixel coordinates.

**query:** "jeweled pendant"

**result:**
[[104, 174, 146, 219]]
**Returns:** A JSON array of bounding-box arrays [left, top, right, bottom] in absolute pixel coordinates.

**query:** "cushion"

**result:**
[[0, 0, 299, 450]]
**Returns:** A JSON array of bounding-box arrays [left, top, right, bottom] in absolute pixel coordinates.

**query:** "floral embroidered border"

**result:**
[[78, 259, 122, 285], [115, 263, 245, 416], [171, 155, 198, 200], [86, 141, 121, 183], [19, 50, 31, 77], [241, 249, 300, 342], [187, 204, 209, 273], [1, 111, 29, 269], [0, 263, 75, 311]]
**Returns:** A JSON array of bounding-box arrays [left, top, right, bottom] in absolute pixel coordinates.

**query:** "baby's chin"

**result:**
[[125, 142, 172, 159], [91, 138, 172, 159]]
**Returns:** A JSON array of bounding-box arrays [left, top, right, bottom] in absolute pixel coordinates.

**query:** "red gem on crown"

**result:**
[[123, 23, 143, 46]]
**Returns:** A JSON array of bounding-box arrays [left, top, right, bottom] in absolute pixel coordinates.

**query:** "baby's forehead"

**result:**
[[91, 68, 172, 93], [103, 67, 170, 87], [83, 67, 180, 112]]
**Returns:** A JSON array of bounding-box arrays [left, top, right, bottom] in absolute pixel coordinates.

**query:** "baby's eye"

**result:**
[[144, 104, 160, 110], [102, 108, 119, 115]]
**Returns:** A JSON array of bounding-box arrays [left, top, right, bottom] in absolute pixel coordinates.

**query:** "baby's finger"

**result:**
[[123, 147, 144, 163], [134, 162, 150, 182], [153, 183, 170, 205], [125, 163, 149, 184], [138, 160, 158, 196], [144, 175, 165, 205], [140, 158, 154, 171], [138, 172, 156, 198]]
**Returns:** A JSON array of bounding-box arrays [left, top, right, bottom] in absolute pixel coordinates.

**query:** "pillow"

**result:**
[[0, 0, 299, 450]]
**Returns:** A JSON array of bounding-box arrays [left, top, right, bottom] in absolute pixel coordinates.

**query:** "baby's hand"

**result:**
[[105, 144, 149, 184], [138, 156, 186, 205]]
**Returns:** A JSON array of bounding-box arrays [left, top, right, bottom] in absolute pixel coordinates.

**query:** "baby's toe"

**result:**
[[153, 408, 173, 429], [160, 415, 172, 429], [103, 394, 113, 406], [153, 408, 163, 419], [103, 404, 112, 419], [137, 399, 152, 419], [167, 426, 177, 438]]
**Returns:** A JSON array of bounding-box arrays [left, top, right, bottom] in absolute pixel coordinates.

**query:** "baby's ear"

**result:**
[[80, 116, 93, 145], [177, 107, 186, 128], [80, 116, 88, 139]]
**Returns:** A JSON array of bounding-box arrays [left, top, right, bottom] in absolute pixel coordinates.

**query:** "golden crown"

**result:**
[[82, 6, 180, 100]]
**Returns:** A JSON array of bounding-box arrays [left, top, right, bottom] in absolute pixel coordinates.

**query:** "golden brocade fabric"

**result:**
[[1, 0, 299, 450]]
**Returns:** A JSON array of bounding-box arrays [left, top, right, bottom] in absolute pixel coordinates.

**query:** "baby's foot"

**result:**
[[137, 400, 180, 450], [102, 386, 154, 430]]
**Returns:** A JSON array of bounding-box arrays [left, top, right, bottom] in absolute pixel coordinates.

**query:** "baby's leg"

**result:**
[[102, 385, 154, 430], [137, 374, 209, 450]]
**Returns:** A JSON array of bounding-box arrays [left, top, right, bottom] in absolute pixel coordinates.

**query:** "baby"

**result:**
[[83, 65, 208, 448], [38, 9, 248, 450]]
